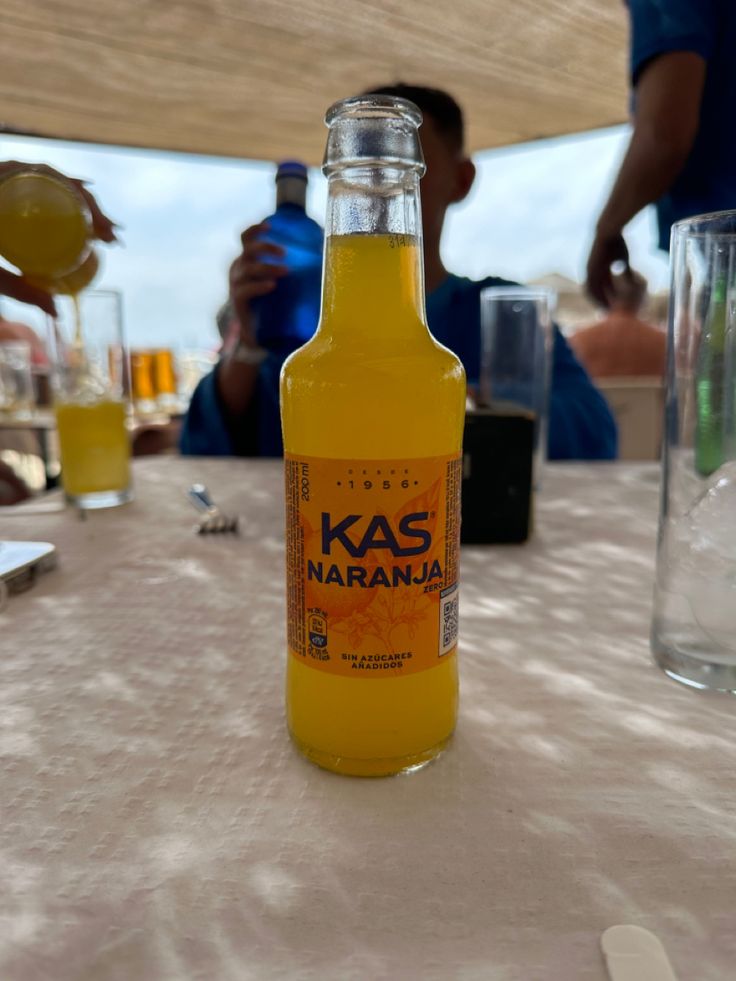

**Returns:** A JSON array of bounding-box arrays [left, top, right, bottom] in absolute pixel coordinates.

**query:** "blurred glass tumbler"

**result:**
[[480, 287, 554, 480], [49, 289, 133, 509], [461, 288, 553, 544], [0, 341, 34, 418], [652, 211, 736, 691], [177, 349, 217, 405]]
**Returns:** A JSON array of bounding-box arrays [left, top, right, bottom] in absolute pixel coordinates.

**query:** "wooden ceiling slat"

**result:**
[[0, 1, 628, 161]]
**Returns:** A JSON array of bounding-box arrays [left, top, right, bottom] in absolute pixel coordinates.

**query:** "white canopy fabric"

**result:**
[[0, 1, 628, 162]]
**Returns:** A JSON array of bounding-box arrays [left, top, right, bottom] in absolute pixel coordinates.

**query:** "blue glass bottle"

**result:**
[[250, 161, 323, 353]]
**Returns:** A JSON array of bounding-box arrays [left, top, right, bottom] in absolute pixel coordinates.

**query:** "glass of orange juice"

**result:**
[[129, 347, 180, 416], [48, 289, 133, 509], [152, 348, 179, 413], [129, 349, 158, 416]]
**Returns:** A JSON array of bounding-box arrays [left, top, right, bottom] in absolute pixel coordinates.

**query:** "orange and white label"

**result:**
[[285, 454, 461, 678]]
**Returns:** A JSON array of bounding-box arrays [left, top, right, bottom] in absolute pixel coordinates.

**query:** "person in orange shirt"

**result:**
[[570, 270, 666, 379]]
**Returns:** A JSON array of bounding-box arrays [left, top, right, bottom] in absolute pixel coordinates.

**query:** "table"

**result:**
[[2, 458, 734, 980]]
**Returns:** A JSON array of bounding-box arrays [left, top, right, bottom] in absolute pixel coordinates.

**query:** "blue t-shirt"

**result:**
[[181, 274, 617, 461], [629, 0, 736, 249]]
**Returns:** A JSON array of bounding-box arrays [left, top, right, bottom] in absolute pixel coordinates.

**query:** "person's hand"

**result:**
[[0, 161, 119, 316], [586, 228, 630, 309], [0, 267, 56, 316], [228, 223, 287, 343], [217, 223, 287, 415]]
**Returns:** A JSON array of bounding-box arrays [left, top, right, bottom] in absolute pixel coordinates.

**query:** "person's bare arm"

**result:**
[[216, 223, 286, 417], [587, 51, 707, 307]]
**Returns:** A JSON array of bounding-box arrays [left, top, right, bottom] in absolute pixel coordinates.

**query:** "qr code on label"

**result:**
[[439, 585, 459, 656]]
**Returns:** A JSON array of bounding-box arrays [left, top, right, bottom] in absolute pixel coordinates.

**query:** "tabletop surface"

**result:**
[[2, 458, 734, 981], [0, 410, 56, 430]]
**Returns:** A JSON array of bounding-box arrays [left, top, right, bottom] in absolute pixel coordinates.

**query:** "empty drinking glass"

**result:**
[[0, 341, 34, 419]]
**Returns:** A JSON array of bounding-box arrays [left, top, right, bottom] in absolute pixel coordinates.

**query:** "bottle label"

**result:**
[[285, 454, 461, 678]]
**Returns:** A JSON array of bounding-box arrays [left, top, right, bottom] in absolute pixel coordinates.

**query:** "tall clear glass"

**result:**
[[0, 341, 34, 419], [652, 211, 736, 691], [479, 287, 554, 484], [48, 289, 133, 509]]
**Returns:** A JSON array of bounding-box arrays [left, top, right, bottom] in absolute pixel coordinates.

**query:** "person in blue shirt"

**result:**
[[182, 85, 617, 461], [587, 0, 736, 306]]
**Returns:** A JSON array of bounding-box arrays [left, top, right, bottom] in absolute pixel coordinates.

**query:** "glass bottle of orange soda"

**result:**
[[281, 96, 466, 777]]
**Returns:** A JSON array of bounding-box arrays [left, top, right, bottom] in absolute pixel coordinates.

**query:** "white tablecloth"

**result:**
[[2, 458, 734, 980]]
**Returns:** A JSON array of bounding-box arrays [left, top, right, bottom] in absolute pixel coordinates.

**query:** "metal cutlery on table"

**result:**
[[186, 484, 239, 534]]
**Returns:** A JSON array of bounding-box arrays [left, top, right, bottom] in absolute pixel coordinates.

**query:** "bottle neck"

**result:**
[[276, 177, 307, 209], [320, 167, 427, 339]]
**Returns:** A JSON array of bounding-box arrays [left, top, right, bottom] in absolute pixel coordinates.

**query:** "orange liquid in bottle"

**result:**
[[282, 233, 465, 775]]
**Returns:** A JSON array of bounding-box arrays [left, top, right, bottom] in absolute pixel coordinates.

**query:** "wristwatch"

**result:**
[[230, 337, 268, 366]]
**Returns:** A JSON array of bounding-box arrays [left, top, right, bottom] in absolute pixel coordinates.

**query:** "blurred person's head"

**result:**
[[611, 269, 648, 314], [363, 83, 476, 263]]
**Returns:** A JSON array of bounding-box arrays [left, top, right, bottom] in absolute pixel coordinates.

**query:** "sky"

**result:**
[[0, 125, 669, 350]]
